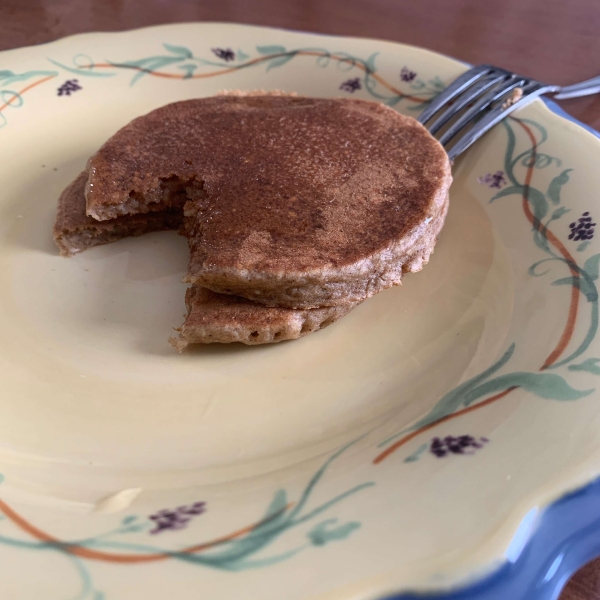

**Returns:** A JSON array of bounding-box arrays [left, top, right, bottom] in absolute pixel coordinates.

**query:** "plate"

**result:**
[[1, 22, 600, 600]]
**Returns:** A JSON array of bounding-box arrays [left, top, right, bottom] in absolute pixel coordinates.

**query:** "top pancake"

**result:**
[[86, 95, 451, 308]]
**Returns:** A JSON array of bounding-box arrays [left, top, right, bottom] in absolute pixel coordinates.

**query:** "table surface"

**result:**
[[1, 0, 600, 598]]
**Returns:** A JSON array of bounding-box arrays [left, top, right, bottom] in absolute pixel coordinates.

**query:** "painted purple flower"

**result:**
[[569, 212, 595, 241], [211, 47, 235, 62], [430, 435, 489, 458], [57, 79, 82, 96], [339, 77, 362, 93], [477, 170, 507, 189], [400, 66, 417, 83], [148, 501, 207, 534]]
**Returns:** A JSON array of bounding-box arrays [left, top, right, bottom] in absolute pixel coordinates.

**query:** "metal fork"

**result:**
[[418, 65, 600, 160]]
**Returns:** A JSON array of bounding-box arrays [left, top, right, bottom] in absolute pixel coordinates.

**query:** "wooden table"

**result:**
[[1, 1, 599, 598]]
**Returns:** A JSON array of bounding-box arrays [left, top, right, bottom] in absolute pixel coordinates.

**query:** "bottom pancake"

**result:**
[[53, 172, 359, 346], [169, 286, 360, 349]]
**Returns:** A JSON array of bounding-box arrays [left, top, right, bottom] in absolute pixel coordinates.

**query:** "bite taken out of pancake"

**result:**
[[53, 171, 360, 346], [54, 172, 182, 257]]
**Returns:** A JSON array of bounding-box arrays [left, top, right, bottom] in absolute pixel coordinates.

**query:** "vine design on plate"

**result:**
[[0, 68, 58, 128], [0, 42, 446, 128], [430, 435, 489, 458], [149, 502, 207, 534], [57, 79, 82, 96], [477, 170, 507, 188], [400, 66, 417, 82], [47, 43, 442, 107], [374, 116, 600, 465], [211, 47, 236, 62], [404, 436, 489, 463], [339, 77, 362, 93], [0, 441, 373, 598], [569, 212, 595, 243]]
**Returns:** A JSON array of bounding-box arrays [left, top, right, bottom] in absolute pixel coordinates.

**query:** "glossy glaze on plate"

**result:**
[[1, 22, 600, 600]]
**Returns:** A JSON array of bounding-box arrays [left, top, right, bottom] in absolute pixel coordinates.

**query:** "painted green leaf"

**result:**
[[464, 372, 593, 405], [178, 64, 197, 79], [307, 519, 360, 546], [406, 345, 515, 433], [552, 276, 580, 289], [114, 55, 182, 69], [568, 358, 600, 375], [584, 254, 600, 281], [123, 524, 146, 533], [386, 96, 403, 107], [256, 45, 286, 54], [266, 54, 295, 71], [0, 70, 57, 87], [550, 206, 571, 221], [491, 184, 548, 230], [125, 57, 183, 85], [526, 187, 549, 223], [547, 168, 573, 205], [490, 185, 522, 202], [262, 489, 289, 524], [121, 515, 137, 525], [364, 52, 379, 74], [553, 275, 599, 303], [48, 58, 115, 77], [404, 443, 428, 463], [237, 48, 249, 61], [578, 241, 591, 252], [551, 270, 600, 303], [163, 43, 193, 58], [501, 120, 519, 186], [583, 280, 599, 303]]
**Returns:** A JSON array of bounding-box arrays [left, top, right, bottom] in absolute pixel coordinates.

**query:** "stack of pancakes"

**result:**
[[54, 94, 451, 348]]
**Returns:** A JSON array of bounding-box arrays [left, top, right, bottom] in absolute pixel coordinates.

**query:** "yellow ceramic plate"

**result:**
[[1, 22, 600, 600]]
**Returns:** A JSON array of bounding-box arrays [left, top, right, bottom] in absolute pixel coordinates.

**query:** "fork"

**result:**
[[417, 65, 600, 160]]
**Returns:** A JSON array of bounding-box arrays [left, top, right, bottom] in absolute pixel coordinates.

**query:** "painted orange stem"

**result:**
[[0, 76, 56, 115], [375, 118, 583, 464], [0, 498, 292, 564]]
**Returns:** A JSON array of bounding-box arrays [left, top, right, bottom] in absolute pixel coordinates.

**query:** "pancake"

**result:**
[[53, 172, 182, 257], [53, 172, 358, 345], [85, 95, 451, 308], [169, 286, 360, 349]]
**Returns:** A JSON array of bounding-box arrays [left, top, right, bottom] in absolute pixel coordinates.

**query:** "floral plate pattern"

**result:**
[[1, 22, 600, 600]]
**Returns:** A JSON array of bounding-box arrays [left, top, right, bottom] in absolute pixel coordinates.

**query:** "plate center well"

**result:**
[[0, 137, 513, 502]]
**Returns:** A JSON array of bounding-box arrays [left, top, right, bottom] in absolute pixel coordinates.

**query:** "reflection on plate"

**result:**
[[0, 22, 599, 600]]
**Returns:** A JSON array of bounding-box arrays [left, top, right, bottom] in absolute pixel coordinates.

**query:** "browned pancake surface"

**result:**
[[86, 96, 451, 307]]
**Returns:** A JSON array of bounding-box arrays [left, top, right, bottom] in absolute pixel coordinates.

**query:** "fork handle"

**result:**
[[554, 75, 600, 100]]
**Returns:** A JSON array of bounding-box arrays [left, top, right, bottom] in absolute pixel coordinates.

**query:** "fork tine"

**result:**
[[427, 72, 508, 135], [447, 81, 558, 161], [417, 65, 493, 124], [438, 75, 526, 146]]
